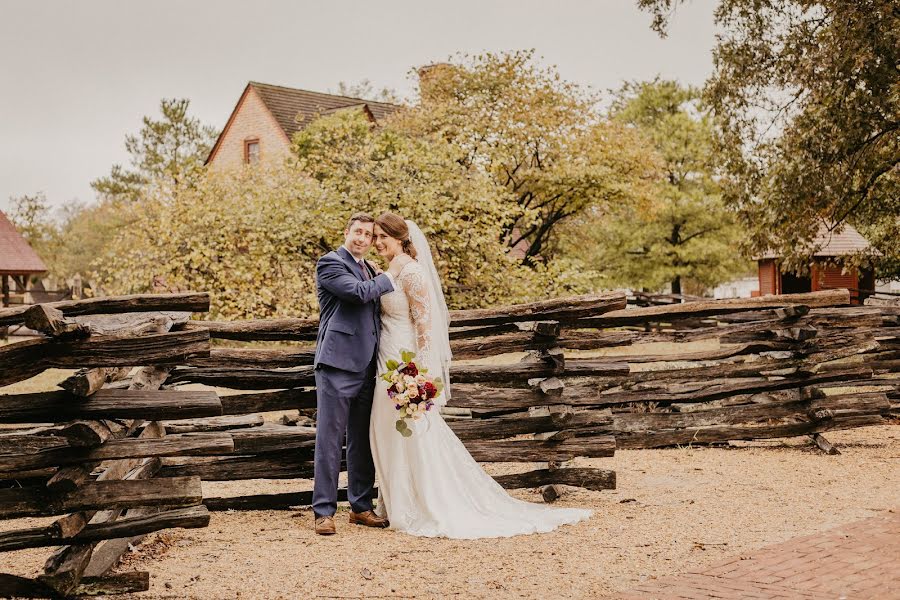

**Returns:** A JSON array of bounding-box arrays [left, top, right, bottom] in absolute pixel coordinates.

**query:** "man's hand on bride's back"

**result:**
[[387, 254, 413, 278], [366, 259, 384, 275]]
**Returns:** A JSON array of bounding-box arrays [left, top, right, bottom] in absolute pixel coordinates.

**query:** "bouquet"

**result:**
[[379, 349, 444, 437]]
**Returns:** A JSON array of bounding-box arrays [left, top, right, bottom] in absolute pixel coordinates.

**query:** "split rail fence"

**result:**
[[0, 288, 897, 597]]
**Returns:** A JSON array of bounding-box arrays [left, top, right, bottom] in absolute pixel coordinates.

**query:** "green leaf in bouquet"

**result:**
[[401, 350, 415, 364], [433, 377, 444, 394], [386, 359, 400, 371], [380, 373, 393, 383], [395, 419, 412, 437]]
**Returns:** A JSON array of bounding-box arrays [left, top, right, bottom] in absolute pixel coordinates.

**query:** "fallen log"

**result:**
[[0, 476, 204, 519], [463, 436, 616, 462], [60, 367, 132, 397], [23, 305, 91, 339], [0, 421, 112, 450], [159, 452, 315, 480]]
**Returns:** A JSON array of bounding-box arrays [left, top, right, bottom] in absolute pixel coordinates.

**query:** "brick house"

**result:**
[[755, 223, 878, 304], [205, 82, 401, 169]]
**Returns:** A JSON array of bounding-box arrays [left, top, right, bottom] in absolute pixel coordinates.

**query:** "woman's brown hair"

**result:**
[[375, 212, 418, 259]]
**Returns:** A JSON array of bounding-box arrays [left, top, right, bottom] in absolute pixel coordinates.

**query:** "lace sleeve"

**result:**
[[398, 263, 433, 369]]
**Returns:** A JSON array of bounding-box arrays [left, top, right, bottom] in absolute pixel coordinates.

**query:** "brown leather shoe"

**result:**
[[349, 510, 389, 528], [314, 515, 336, 535]]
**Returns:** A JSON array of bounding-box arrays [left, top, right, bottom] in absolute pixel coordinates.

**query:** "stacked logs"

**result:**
[[167, 293, 625, 510], [1, 288, 896, 597], [0, 294, 217, 598]]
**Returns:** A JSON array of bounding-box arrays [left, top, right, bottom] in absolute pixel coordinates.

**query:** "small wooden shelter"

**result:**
[[0, 210, 47, 307], [756, 224, 877, 305]]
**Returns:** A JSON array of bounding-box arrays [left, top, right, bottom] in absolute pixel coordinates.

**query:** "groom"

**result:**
[[312, 212, 398, 535]]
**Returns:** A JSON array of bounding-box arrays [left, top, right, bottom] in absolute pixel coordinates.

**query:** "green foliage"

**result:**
[[637, 0, 900, 278], [292, 108, 587, 308], [91, 98, 219, 203], [94, 164, 328, 320], [392, 51, 660, 263], [556, 79, 749, 293]]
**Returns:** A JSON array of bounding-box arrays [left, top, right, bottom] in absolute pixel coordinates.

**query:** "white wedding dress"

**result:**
[[369, 259, 592, 539]]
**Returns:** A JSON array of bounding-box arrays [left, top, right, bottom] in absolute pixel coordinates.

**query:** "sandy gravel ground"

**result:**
[[3, 424, 897, 599]]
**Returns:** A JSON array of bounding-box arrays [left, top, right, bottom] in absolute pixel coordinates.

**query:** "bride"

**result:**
[[368, 212, 592, 539]]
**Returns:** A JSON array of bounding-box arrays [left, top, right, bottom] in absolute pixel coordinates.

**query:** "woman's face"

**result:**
[[374, 224, 403, 258]]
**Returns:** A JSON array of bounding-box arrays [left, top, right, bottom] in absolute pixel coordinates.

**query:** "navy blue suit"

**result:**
[[312, 246, 394, 517]]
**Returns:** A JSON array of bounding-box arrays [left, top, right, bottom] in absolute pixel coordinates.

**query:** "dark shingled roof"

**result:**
[[248, 82, 401, 139], [0, 210, 47, 275]]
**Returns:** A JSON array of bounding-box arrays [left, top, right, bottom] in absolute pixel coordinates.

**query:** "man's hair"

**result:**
[[346, 212, 375, 231]]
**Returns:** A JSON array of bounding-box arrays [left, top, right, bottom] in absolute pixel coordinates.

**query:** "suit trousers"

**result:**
[[311, 357, 377, 517]]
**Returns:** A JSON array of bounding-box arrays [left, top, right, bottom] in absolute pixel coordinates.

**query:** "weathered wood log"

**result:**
[[23, 304, 91, 339], [165, 358, 626, 389], [45, 369, 172, 494], [71, 311, 191, 336], [447, 367, 875, 412], [202, 465, 616, 511], [613, 415, 886, 449], [154, 413, 266, 434], [165, 366, 315, 389], [183, 317, 320, 341], [449, 320, 561, 341], [811, 433, 841, 455], [0, 292, 209, 328], [159, 452, 315, 480], [577, 290, 850, 328], [220, 388, 317, 414], [0, 389, 222, 424], [60, 367, 132, 397], [450, 292, 626, 326], [450, 329, 559, 359], [0, 572, 150, 598], [183, 294, 623, 342], [493, 467, 616, 491], [0, 506, 210, 552], [0, 329, 210, 387], [185, 347, 315, 369], [0, 476, 204, 519], [463, 436, 616, 462], [0, 421, 111, 455], [0, 433, 235, 471]]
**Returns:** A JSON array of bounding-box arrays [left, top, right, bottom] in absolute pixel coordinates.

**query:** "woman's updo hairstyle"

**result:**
[[375, 212, 417, 259]]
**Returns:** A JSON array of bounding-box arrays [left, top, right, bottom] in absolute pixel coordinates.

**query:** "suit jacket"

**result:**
[[314, 246, 394, 373]]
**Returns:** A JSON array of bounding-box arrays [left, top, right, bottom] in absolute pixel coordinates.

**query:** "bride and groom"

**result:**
[[311, 211, 591, 538]]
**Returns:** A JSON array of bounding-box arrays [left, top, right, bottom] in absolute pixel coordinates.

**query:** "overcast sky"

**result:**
[[0, 0, 718, 214]]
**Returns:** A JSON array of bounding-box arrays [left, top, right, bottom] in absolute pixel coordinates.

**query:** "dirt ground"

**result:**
[[3, 424, 897, 600]]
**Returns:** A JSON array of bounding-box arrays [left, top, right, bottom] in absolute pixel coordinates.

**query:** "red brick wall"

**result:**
[[208, 86, 291, 170], [758, 259, 778, 295]]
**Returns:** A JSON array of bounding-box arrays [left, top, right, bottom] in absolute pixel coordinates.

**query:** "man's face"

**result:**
[[344, 220, 374, 258]]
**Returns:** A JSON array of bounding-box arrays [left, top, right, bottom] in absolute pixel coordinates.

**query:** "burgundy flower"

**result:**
[[401, 362, 419, 377], [423, 381, 437, 398]]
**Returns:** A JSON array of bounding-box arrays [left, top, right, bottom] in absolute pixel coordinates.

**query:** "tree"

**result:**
[[333, 80, 404, 104], [292, 108, 585, 308], [637, 0, 900, 278], [556, 80, 749, 293], [91, 98, 219, 203], [391, 51, 659, 265]]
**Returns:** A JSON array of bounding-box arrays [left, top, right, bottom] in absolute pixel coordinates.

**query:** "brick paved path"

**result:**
[[612, 510, 900, 599]]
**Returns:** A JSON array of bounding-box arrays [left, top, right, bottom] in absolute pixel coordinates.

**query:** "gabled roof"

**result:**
[[756, 223, 878, 259], [250, 82, 399, 137], [0, 210, 47, 275], [206, 82, 402, 165]]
